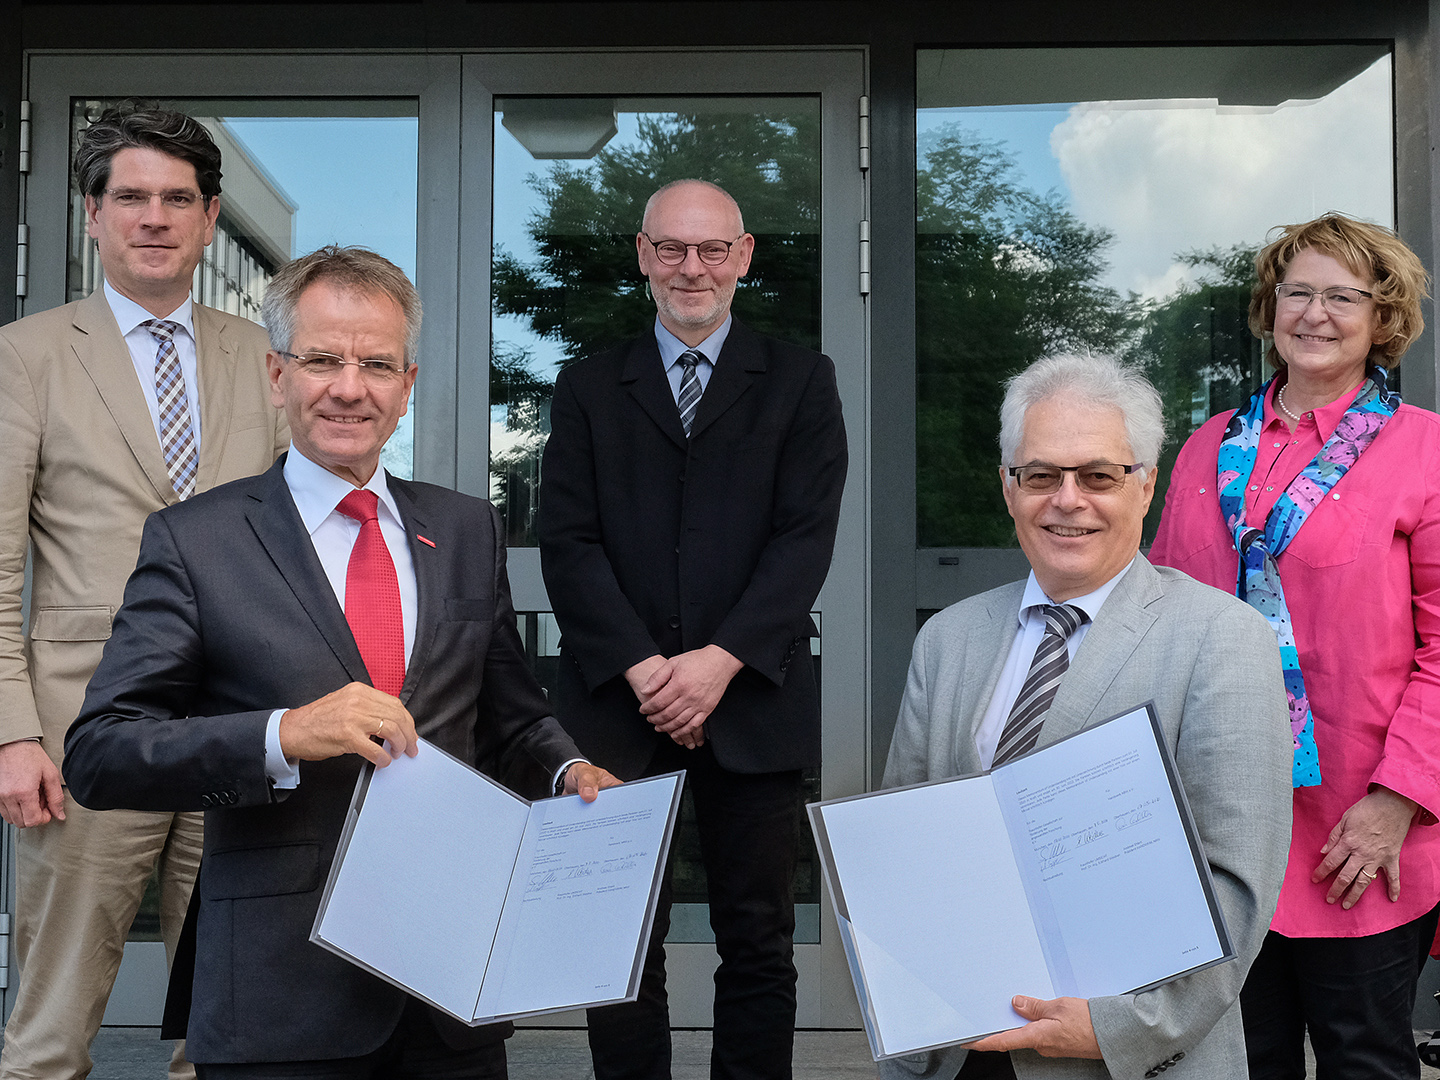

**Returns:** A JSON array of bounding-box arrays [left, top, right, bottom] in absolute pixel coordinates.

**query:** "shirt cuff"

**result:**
[[266, 709, 301, 790], [552, 757, 588, 796]]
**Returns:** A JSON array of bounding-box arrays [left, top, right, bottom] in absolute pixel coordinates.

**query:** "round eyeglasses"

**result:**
[[641, 234, 743, 266], [1006, 463, 1143, 494]]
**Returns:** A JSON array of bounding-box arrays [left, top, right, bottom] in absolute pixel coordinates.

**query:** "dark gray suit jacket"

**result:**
[[64, 456, 582, 1064], [882, 556, 1292, 1080]]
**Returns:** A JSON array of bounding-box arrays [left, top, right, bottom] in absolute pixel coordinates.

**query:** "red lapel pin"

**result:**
[[416, 534, 436, 548]]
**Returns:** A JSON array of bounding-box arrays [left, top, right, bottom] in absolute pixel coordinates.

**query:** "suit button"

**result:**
[[225, 789, 239, 804], [199, 794, 214, 808], [1173, 1053, 1184, 1063], [1145, 1071, 1158, 1079], [679, 472, 686, 482], [668, 616, 680, 629]]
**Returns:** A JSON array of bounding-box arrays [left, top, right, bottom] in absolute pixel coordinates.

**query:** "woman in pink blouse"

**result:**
[[1150, 213, 1436, 1079]]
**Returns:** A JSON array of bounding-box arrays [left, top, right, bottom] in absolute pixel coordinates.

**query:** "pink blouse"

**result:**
[[1150, 383, 1440, 938]]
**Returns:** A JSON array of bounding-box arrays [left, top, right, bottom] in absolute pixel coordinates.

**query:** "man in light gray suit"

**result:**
[[882, 354, 1291, 1080]]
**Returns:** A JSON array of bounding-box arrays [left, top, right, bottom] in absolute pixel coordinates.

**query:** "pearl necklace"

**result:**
[[1275, 383, 1304, 424]]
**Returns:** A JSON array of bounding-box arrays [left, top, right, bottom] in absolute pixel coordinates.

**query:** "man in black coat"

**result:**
[[65, 246, 617, 1079], [538, 180, 849, 1080]]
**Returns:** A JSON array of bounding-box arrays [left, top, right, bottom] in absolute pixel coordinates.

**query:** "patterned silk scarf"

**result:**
[[1216, 365, 1399, 788]]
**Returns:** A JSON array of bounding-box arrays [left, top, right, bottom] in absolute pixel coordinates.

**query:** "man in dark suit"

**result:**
[[538, 179, 848, 1080], [64, 245, 617, 1079]]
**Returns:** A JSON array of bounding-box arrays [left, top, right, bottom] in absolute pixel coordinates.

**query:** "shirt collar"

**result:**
[[1267, 372, 1369, 443], [1017, 561, 1132, 629], [655, 314, 732, 371], [103, 280, 195, 341], [282, 444, 402, 536]]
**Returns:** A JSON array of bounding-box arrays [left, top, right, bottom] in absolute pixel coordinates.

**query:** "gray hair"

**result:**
[[999, 354, 1165, 475], [261, 245, 422, 367], [74, 102, 223, 202], [641, 179, 745, 234]]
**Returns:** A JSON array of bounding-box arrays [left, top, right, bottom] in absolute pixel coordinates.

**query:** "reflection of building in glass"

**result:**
[[67, 103, 295, 322]]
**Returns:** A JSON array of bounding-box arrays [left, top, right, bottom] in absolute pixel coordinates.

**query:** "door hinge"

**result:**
[[859, 219, 870, 296], [0, 912, 11, 988], [16, 223, 28, 298], [858, 95, 870, 172], [18, 100, 30, 174]]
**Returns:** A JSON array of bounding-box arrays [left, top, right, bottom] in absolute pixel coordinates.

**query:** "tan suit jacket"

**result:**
[[0, 288, 287, 766]]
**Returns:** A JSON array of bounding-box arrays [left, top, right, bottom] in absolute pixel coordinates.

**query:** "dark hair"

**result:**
[[262, 245, 422, 367], [73, 102, 223, 203]]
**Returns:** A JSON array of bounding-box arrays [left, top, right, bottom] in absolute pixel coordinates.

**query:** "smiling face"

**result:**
[[637, 182, 754, 345], [267, 281, 418, 487], [85, 147, 220, 317], [1001, 397, 1156, 602], [1273, 248, 1382, 402]]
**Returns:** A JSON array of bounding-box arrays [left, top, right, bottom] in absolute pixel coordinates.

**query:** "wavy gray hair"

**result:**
[[999, 354, 1165, 477]]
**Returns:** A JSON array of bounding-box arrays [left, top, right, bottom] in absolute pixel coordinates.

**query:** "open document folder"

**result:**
[[809, 704, 1232, 1061], [311, 740, 683, 1026]]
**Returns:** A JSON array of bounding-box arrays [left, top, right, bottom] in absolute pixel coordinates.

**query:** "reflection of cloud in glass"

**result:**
[[1052, 57, 1392, 300]]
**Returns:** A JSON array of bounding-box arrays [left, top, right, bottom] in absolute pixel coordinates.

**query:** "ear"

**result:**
[[1000, 466, 1019, 522], [85, 194, 101, 239], [266, 351, 286, 409], [733, 233, 755, 279], [201, 195, 221, 247]]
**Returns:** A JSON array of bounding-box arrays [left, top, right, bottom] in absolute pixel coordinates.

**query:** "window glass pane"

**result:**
[[491, 96, 821, 547], [914, 46, 1394, 547], [67, 99, 419, 479]]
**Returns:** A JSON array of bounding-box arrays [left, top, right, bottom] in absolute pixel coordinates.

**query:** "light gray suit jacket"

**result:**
[[881, 555, 1291, 1080], [0, 288, 287, 765]]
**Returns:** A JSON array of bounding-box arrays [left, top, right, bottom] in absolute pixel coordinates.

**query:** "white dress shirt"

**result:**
[[656, 314, 732, 404], [973, 564, 1132, 770], [104, 280, 203, 445], [264, 446, 418, 788]]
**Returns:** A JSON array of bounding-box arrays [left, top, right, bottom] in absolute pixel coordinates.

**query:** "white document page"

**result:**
[[816, 777, 1053, 1055], [993, 706, 1225, 999], [314, 742, 531, 1020], [473, 775, 681, 1019]]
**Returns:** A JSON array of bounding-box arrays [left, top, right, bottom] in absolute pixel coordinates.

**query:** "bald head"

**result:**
[[642, 179, 745, 236]]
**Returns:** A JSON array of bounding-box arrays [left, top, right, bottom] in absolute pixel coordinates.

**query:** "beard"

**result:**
[[652, 277, 736, 332]]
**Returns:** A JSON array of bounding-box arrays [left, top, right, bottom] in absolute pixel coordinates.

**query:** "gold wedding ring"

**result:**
[[372, 719, 385, 737]]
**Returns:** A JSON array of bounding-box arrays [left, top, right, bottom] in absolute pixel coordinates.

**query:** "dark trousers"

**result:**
[[587, 740, 802, 1080], [1241, 902, 1440, 1080], [956, 1051, 1017, 1078], [193, 998, 507, 1080]]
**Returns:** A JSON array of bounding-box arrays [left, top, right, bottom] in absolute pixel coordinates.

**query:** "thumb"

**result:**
[[1012, 996, 1045, 1020]]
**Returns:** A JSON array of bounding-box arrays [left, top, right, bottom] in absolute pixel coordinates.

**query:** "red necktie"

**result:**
[[336, 489, 406, 697]]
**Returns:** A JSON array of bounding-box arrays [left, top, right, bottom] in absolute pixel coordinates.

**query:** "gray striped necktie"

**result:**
[[677, 349, 704, 437], [992, 604, 1087, 768], [143, 319, 199, 500]]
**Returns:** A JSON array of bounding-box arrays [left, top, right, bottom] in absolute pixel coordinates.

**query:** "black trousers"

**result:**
[[587, 740, 803, 1080], [193, 998, 507, 1080], [1241, 902, 1440, 1080], [956, 1051, 1017, 1078]]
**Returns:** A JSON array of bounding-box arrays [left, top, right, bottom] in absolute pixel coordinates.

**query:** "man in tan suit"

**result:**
[[0, 104, 287, 1080]]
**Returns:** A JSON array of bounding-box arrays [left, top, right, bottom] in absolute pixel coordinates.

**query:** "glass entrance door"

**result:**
[[462, 51, 868, 1029]]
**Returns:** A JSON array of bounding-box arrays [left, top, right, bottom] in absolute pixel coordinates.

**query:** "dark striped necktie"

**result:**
[[677, 349, 704, 437], [992, 604, 1087, 768]]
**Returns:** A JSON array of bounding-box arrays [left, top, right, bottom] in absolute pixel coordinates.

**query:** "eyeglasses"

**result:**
[[278, 351, 409, 384], [1006, 463, 1143, 494], [102, 188, 207, 212], [641, 234, 742, 266], [1274, 283, 1374, 316]]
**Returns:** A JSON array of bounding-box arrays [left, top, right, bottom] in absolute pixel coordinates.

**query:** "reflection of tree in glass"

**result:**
[[491, 111, 822, 545], [490, 341, 554, 547], [1122, 246, 1262, 540], [917, 124, 1264, 548], [916, 125, 1129, 548]]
